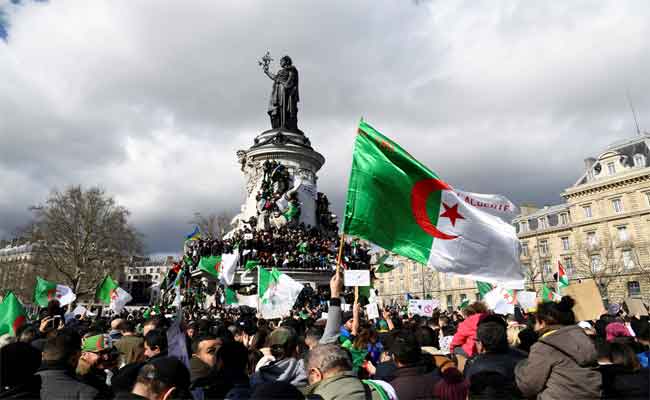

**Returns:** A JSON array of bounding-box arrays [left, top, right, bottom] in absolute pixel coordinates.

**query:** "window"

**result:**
[[634, 154, 645, 167], [521, 242, 529, 257], [617, 226, 629, 242], [539, 240, 548, 256], [607, 162, 616, 175], [612, 198, 623, 213], [447, 295, 453, 311], [645, 192, 650, 207], [458, 277, 465, 288], [538, 218, 548, 230], [627, 281, 641, 297], [587, 231, 598, 247], [460, 293, 467, 304], [583, 205, 593, 218], [543, 260, 552, 276], [520, 221, 528, 232], [622, 250, 634, 271], [561, 237, 570, 251], [590, 255, 602, 272], [399, 278, 404, 291], [560, 213, 569, 225], [563, 257, 575, 277], [412, 264, 417, 273], [475, 292, 481, 301]]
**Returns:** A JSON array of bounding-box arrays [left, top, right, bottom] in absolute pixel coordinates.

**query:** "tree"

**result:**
[[573, 231, 627, 301], [188, 211, 232, 239], [25, 186, 142, 298]]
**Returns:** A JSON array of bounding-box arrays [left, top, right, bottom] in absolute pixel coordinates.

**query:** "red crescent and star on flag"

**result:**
[[411, 178, 465, 240]]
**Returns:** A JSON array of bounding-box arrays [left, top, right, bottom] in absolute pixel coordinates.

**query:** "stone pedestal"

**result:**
[[234, 128, 325, 230]]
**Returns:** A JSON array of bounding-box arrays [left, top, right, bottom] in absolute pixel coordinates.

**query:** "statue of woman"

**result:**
[[264, 55, 299, 130]]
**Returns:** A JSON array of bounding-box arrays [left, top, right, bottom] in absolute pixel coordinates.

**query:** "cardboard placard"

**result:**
[[516, 291, 538, 311], [344, 270, 370, 287], [365, 303, 380, 320], [625, 297, 648, 316], [562, 279, 606, 321], [408, 299, 438, 317]]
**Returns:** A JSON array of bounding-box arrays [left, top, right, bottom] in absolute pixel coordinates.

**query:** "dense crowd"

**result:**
[[1, 273, 649, 400], [183, 227, 369, 273]]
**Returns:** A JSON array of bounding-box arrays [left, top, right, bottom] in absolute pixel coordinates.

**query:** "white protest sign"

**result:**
[[344, 270, 370, 287], [408, 299, 438, 317], [244, 233, 254, 240], [365, 303, 380, 320], [516, 291, 538, 311]]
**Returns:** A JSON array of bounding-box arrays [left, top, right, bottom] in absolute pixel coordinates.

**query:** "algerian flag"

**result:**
[[225, 287, 258, 308], [225, 287, 238, 305], [219, 252, 240, 286], [483, 287, 516, 315], [110, 287, 133, 313], [0, 292, 27, 336], [199, 255, 223, 278], [33, 277, 76, 307], [541, 284, 561, 303], [343, 120, 524, 287], [245, 260, 260, 271], [557, 261, 569, 289], [476, 281, 494, 299], [96, 276, 132, 313], [375, 254, 400, 273], [258, 267, 303, 319], [459, 297, 470, 309]]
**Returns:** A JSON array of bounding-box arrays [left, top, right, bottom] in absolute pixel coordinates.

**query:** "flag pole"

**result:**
[[335, 234, 345, 274]]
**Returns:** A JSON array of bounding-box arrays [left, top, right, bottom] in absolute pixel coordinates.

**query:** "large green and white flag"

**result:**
[[225, 287, 258, 308], [0, 292, 26, 336], [219, 252, 240, 286], [343, 120, 524, 288], [258, 267, 304, 319], [33, 277, 76, 307], [96, 276, 132, 313]]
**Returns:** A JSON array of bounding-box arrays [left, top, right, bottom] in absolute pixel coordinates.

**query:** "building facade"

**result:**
[[374, 254, 482, 311], [0, 240, 45, 302], [514, 134, 650, 304]]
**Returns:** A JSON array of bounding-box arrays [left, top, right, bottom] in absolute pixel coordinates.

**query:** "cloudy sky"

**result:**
[[1, 0, 649, 255]]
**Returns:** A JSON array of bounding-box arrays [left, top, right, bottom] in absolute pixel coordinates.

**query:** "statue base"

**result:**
[[233, 128, 325, 231]]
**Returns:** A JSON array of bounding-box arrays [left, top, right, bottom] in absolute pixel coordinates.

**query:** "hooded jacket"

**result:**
[[250, 356, 308, 387], [515, 325, 601, 399]]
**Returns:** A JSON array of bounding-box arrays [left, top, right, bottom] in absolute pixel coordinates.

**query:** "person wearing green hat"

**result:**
[[77, 334, 116, 399]]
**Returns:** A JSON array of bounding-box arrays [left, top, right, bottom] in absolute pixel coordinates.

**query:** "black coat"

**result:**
[[36, 366, 99, 400], [0, 375, 41, 399], [464, 348, 527, 381], [600, 364, 650, 400]]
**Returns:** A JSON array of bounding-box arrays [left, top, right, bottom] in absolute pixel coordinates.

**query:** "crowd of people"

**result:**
[[1, 271, 649, 400], [182, 227, 369, 274]]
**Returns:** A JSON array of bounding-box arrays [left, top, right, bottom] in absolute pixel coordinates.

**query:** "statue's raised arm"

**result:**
[[258, 52, 300, 131]]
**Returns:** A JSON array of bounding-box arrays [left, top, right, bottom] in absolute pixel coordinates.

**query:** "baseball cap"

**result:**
[[139, 356, 191, 391], [81, 334, 110, 353], [267, 327, 296, 347]]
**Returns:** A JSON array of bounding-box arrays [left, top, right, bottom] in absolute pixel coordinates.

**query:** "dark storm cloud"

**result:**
[[1, 0, 649, 254]]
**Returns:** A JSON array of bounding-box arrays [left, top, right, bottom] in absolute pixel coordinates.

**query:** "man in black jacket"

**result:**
[[36, 329, 99, 400], [464, 316, 526, 397]]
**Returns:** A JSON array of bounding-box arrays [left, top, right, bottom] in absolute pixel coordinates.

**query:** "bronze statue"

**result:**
[[259, 52, 300, 131]]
